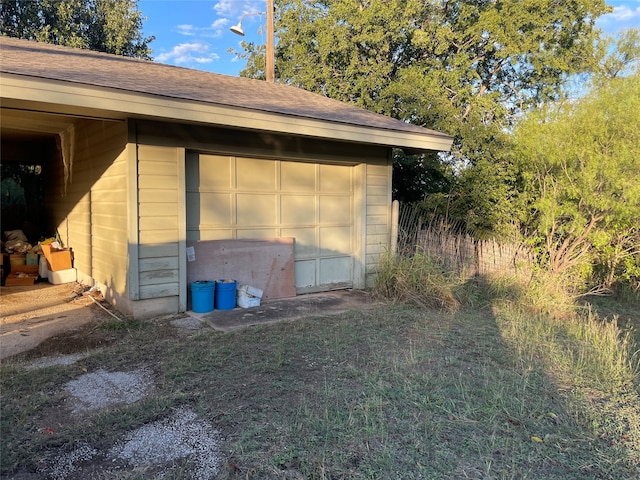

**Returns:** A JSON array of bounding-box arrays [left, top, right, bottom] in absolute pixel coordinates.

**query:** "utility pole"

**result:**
[[266, 0, 275, 83]]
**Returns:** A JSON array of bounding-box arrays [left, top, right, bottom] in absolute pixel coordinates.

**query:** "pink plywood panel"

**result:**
[[186, 238, 296, 301]]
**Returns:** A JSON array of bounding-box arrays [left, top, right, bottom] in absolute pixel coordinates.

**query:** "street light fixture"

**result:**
[[229, 12, 259, 36], [230, 0, 275, 83]]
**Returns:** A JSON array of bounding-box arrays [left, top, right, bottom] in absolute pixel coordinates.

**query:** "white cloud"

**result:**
[[209, 1, 263, 40], [214, 0, 262, 17], [596, 3, 640, 34], [176, 24, 196, 36], [174, 19, 229, 39], [210, 18, 228, 30], [610, 5, 640, 21], [213, 0, 237, 16], [156, 42, 220, 65]]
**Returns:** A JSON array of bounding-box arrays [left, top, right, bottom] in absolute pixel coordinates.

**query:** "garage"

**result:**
[[1, 37, 453, 317], [186, 154, 358, 293]]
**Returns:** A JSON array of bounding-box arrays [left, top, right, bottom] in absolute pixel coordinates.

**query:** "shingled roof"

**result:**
[[0, 37, 452, 152]]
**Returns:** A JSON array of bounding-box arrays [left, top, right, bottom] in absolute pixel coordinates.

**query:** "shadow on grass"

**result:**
[[168, 276, 638, 478], [1, 280, 639, 479]]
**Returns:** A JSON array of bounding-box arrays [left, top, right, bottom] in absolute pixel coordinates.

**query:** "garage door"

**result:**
[[186, 154, 355, 293]]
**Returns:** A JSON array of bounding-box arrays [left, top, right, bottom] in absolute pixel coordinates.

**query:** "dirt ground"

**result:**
[[1, 281, 377, 361], [0, 282, 115, 360], [1, 283, 377, 479]]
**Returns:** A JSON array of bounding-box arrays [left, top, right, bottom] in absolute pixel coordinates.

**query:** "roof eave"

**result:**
[[0, 73, 453, 153]]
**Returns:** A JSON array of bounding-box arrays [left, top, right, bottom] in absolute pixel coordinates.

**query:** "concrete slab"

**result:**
[[188, 289, 378, 332], [0, 282, 108, 361]]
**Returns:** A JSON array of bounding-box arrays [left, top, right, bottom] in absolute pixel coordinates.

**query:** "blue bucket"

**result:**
[[215, 279, 237, 310], [191, 280, 215, 313]]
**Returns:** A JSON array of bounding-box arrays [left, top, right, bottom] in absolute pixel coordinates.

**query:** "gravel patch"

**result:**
[[171, 315, 206, 331], [25, 352, 89, 370], [42, 442, 98, 480], [110, 407, 223, 479], [39, 409, 223, 479], [64, 368, 152, 412]]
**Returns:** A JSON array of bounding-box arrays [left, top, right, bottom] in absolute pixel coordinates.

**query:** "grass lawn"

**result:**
[[1, 294, 639, 479]]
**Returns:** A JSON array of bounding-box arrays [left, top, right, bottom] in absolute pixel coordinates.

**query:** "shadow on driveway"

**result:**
[[1, 285, 379, 359], [189, 289, 379, 332]]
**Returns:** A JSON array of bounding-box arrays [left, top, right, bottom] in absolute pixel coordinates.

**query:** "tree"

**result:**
[[240, 0, 611, 230], [228, 41, 267, 81], [513, 73, 640, 289], [392, 151, 452, 204], [267, 0, 609, 151], [595, 28, 640, 82], [0, 0, 153, 58]]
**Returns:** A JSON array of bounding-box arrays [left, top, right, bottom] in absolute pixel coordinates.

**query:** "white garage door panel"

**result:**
[[320, 226, 351, 255], [188, 192, 230, 225], [188, 154, 355, 292], [282, 227, 316, 257], [281, 195, 316, 224], [237, 194, 277, 225], [320, 257, 353, 285], [237, 157, 276, 190], [320, 195, 351, 223], [195, 229, 233, 241], [295, 259, 317, 288], [200, 156, 231, 188], [237, 228, 279, 239], [320, 164, 351, 192], [282, 162, 316, 191]]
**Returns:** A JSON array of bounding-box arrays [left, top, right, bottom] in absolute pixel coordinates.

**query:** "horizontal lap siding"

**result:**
[[137, 145, 181, 300], [365, 162, 392, 287], [88, 123, 129, 293], [51, 120, 128, 293]]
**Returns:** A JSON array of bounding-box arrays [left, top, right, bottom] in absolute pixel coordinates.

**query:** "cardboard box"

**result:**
[[41, 244, 73, 271], [9, 254, 26, 266], [6, 275, 37, 286], [5, 266, 39, 286], [10, 265, 39, 275]]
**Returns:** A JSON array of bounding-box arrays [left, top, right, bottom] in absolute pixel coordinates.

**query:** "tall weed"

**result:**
[[376, 249, 639, 388], [374, 250, 465, 311], [376, 247, 639, 470]]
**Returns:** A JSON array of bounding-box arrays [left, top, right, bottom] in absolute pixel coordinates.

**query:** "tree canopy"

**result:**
[[258, 0, 610, 162], [0, 0, 153, 58], [513, 73, 640, 288], [241, 1, 639, 290]]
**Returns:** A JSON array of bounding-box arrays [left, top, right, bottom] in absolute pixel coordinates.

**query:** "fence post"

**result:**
[[391, 200, 399, 256]]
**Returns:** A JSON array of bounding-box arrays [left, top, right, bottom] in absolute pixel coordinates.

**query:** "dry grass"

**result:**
[[1, 267, 639, 479]]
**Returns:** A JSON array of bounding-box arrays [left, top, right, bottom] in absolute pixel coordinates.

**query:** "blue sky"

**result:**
[[139, 0, 640, 77]]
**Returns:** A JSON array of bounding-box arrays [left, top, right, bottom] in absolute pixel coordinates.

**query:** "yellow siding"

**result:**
[[139, 243, 179, 258], [40, 117, 394, 317], [365, 161, 392, 287], [48, 119, 129, 295], [132, 119, 392, 310], [137, 144, 181, 300]]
